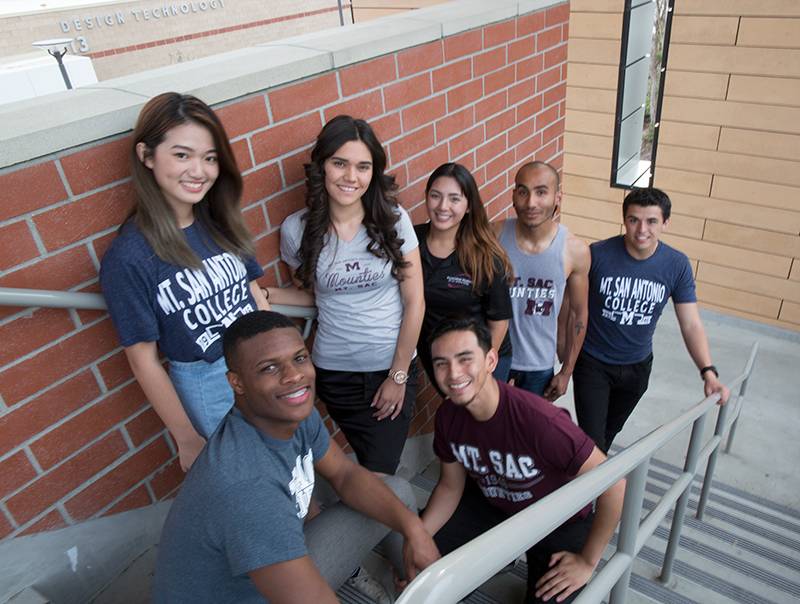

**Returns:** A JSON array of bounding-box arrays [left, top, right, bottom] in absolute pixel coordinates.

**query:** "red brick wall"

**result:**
[[0, 3, 569, 539]]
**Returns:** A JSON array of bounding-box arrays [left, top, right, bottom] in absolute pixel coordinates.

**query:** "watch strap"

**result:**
[[700, 365, 719, 379]]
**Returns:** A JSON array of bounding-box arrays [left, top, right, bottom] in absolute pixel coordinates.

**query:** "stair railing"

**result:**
[[0, 286, 317, 338], [397, 342, 759, 604]]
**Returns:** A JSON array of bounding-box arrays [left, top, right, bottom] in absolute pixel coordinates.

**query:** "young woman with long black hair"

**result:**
[[271, 115, 424, 477]]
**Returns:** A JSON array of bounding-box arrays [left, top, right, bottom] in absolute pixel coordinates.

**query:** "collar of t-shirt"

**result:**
[[228, 408, 299, 450], [418, 223, 457, 270]]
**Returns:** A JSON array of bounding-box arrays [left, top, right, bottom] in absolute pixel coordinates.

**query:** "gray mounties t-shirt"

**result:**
[[152, 409, 330, 603], [281, 207, 418, 371]]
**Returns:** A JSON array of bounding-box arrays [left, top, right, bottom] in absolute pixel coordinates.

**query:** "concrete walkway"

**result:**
[[557, 305, 800, 511]]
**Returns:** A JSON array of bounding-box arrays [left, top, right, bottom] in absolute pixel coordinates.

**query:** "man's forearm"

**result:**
[[580, 479, 625, 566], [420, 482, 463, 536], [559, 307, 587, 375], [334, 463, 421, 537]]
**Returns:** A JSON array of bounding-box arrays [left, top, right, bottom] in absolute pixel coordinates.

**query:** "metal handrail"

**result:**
[[397, 342, 759, 604], [0, 287, 318, 338]]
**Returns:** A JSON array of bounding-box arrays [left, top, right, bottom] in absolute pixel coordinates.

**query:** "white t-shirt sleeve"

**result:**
[[396, 206, 418, 255]]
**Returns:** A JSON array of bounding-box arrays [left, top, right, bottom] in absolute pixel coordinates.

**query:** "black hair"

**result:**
[[428, 315, 492, 355], [222, 311, 299, 368], [622, 187, 671, 221], [425, 163, 513, 292], [295, 114, 407, 289]]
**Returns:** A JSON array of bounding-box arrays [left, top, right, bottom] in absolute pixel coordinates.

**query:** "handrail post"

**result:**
[[696, 400, 731, 520], [660, 412, 707, 583], [609, 459, 649, 604]]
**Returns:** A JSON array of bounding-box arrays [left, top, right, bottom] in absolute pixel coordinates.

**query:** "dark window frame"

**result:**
[[610, 0, 675, 189]]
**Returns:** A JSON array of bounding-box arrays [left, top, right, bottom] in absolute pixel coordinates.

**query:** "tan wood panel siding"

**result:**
[[737, 18, 800, 48], [661, 97, 800, 133], [652, 167, 712, 196], [790, 261, 800, 282], [697, 262, 800, 303], [696, 282, 783, 318], [711, 176, 800, 212], [561, 213, 620, 240], [659, 122, 721, 150], [564, 2, 800, 331], [565, 109, 615, 136], [566, 38, 621, 65], [565, 63, 618, 90], [565, 86, 616, 112], [657, 144, 800, 190], [668, 191, 800, 234], [675, 1, 800, 18], [717, 128, 800, 162], [778, 301, 800, 324], [563, 153, 611, 180], [570, 12, 621, 39], [703, 221, 800, 257], [727, 75, 800, 107], [670, 16, 740, 45], [668, 44, 800, 78], [562, 175, 624, 202], [563, 132, 612, 159], [660, 233, 791, 278], [569, 1, 623, 13], [664, 71, 730, 100]]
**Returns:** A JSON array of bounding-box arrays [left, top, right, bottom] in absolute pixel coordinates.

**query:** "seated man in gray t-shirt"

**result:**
[[152, 311, 439, 603]]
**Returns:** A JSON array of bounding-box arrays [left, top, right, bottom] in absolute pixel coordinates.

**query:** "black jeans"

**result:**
[[432, 480, 593, 604], [572, 351, 653, 453], [315, 363, 418, 474]]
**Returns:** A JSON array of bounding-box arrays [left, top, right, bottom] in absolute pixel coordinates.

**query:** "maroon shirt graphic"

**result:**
[[434, 381, 594, 519]]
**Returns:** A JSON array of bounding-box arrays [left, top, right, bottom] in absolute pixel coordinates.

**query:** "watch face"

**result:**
[[392, 370, 408, 384]]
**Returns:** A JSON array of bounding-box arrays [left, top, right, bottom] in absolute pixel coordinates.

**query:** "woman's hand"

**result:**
[[372, 378, 406, 421], [176, 431, 207, 471]]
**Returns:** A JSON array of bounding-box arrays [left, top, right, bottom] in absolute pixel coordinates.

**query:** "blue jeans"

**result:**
[[493, 354, 513, 383], [169, 356, 234, 439], [508, 367, 555, 397]]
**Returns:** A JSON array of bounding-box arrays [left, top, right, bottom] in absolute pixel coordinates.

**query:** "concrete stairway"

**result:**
[[338, 455, 800, 604]]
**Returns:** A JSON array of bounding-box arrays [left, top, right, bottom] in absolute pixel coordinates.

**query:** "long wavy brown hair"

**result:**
[[128, 92, 253, 269], [425, 163, 512, 292], [295, 115, 408, 289]]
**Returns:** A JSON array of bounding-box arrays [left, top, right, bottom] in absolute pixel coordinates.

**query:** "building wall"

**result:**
[[351, 0, 446, 22], [562, 0, 800, 330], [0, 1, 569, 539], [1, 0, 353, 80]]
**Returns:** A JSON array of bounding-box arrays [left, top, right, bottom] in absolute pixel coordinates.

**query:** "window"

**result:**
[[611, 0, 674, 188]]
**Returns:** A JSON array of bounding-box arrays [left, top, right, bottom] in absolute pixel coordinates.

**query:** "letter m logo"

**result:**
[[345, 261, 361, 272], [620, 311, 635, 325]]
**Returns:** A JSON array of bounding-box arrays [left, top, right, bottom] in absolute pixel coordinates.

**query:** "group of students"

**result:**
[[98, 92, 729, 603]]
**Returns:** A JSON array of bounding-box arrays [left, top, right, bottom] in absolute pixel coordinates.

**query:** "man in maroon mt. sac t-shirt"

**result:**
[[421, 317, 625, 604]]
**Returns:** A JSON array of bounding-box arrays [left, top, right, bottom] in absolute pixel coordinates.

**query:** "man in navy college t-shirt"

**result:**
[[421, 316, 625, 604], [573, 188, 730, 453], [152, 311, 439, 603]]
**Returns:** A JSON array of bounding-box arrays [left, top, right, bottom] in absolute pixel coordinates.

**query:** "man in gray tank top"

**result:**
[[493, 162, 590, 400]]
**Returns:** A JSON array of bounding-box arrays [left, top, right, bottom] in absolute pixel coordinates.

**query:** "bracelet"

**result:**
[[700, 365, 718, 379], [261, 287, 270, 301]]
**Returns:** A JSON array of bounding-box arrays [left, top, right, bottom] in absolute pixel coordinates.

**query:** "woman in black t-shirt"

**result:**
[[415, 163, 514, 385]]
